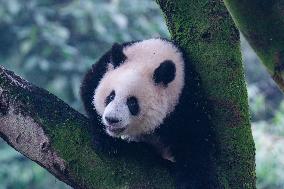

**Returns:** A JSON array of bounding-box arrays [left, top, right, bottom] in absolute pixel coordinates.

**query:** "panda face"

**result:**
[[93, 39, 185, 140], [102, 92, 139, 136], [102, 89, 140, 136]]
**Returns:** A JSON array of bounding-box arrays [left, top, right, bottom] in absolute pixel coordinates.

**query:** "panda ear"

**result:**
[[153, 60, 176, 86], [110, 43, 127, 68]]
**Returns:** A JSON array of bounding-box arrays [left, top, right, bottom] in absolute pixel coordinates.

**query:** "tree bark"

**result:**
[[0, 0, 256, 188], [0, 66, 174, 189], [223, 0, 284, 92], [156, 0, 256, 188]]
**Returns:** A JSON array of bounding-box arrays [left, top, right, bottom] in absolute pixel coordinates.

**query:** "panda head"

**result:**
[[93, 39, 184, 140]]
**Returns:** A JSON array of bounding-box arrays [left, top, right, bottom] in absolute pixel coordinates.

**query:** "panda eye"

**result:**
[[105, 90, 115, 106], [127, 96, 139, 116]]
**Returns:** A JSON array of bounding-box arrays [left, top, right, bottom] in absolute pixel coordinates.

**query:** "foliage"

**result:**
[[0, 0, 169, 111], [0, 0, 168, 188], [253, 120, 284, 189], [0, 140, 71, 189], [242, 38, 284, 189], [242, 38, 284, 122]]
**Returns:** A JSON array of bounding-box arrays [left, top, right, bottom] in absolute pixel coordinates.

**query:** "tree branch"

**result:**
[[0, 66, 174, 189], [224, 0, 284, 92], [156, 0, 256, 188]]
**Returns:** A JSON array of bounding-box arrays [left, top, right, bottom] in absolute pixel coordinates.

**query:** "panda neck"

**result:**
[[132, 134, 175, 162]]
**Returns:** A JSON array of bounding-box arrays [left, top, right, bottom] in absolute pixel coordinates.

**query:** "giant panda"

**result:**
[[80, 38, 214, 189]]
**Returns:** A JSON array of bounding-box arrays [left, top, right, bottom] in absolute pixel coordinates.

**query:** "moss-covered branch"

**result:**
[[156, 0, 256, 188], [0, 66, 174, 189], [224, 0, 284, 92]]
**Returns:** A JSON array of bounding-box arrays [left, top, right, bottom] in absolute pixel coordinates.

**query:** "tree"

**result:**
[[0, 0, 261, 188], [224, 0, 284, 92]]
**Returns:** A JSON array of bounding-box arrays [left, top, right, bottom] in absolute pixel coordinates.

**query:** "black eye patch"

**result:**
[[105, 90, 115, 106], [127, 96, 140, 116], [153, 60, 176, 87]]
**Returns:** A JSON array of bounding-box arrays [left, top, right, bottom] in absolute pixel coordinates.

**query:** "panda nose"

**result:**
[[105, 117, 120, 124]]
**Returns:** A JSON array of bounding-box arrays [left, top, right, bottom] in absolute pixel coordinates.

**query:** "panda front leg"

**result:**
[[171, 148, 216, 189], [138, 134, 176, 162], [90, 120, 131, 156]]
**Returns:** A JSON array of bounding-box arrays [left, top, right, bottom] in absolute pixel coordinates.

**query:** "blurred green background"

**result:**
[[0, 0, 283, 189]]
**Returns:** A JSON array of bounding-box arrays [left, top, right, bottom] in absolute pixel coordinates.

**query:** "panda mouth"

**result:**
[[107, 126, 126, 134]]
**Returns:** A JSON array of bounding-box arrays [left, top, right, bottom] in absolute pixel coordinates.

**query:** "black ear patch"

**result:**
[[153, 60, 176, 86], [111, 43, 127, 68]]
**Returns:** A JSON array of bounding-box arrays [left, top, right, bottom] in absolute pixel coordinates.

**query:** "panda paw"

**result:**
[[91, 135, 121, 156]]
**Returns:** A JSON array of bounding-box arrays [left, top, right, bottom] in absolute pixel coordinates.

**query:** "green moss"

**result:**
[[45, 120, 174, 189], [224, 0, 284, 91], [36, 100, 174, 189], [157, 0, 255, 188], [0, 68, 174, 189]]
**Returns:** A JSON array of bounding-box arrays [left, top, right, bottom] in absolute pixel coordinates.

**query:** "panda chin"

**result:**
[[106, 125, 127, 137]]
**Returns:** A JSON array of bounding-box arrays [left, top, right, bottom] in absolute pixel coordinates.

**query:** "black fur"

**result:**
[[80, 39, 216, 189], [153, 60, 176, 86], [126, 96, 140, 116], [80, 42, 132, 155], [111, 43, 127, 68], [105, 90, 115, 106]]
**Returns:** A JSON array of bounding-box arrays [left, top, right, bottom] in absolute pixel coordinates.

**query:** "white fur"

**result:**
[[93, 39, 185, 140], [102, 99, 130, 137]]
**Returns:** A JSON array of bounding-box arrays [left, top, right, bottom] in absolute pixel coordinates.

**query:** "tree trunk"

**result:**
[[224, 0, 284, 92], [0, 0, 256, 188], [156, 0, 256, 188]]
